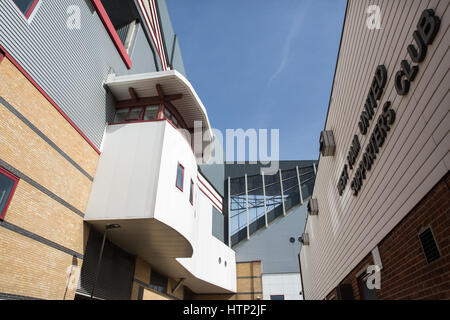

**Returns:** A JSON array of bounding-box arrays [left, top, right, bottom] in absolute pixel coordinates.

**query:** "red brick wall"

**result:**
[[327, 173, 450, 300]]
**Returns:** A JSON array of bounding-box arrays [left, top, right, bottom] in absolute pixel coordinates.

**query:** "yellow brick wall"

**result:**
[[0, 57, 99, 299], [0, 227, 82, 300]]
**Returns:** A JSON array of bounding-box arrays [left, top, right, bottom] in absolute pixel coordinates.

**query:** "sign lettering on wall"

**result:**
[[337, 9, 441, 197]]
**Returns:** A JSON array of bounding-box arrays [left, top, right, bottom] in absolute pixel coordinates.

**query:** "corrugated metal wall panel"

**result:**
[[300, 0, 450, 299]]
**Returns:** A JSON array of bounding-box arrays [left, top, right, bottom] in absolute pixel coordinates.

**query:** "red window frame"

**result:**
[[189, 180, 194, 205], [0, 166, 20, 220], [112, 105, 184, 129], [175, 163, 184, 192], [90, 0, 132, 69], [11, 0, 39, 19]]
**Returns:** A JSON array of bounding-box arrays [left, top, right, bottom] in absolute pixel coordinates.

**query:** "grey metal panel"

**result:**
[[234, 204, 308, 274], [0, 0, 178, 149], [212, 207, 225, 243]]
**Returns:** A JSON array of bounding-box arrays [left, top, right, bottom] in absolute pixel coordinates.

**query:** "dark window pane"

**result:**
[[271, 295, 284, 300], [143, 106, 159, 120], [164, 108, 171, 120], [189, 180, 194, 204], [176, 164, 184, 190], [0, 171, 16, 217], [357, 273, 377, 300], [149, 270, 168, 294]]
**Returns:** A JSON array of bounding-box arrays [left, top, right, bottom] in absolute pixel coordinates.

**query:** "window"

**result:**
[[12, 0, 39, 18], [0, 167, 19, 220], [270, 295, 285, 300], [176, 164, 184, 191], [419, 227, 441, 264], [149, 270, 168, 294], [357, 272, 377, 300], [189, 180, 194, 205]]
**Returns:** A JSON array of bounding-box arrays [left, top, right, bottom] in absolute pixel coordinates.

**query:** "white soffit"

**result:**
[[105, 70, 213, 134]]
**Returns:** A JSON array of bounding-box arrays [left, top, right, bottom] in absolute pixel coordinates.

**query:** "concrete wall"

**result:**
[[300, 0, 450, 300]]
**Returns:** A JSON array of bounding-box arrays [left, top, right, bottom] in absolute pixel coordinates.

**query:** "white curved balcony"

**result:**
[[84, 120, 236, 293]]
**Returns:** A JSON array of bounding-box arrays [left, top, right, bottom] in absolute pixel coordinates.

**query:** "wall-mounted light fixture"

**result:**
[[319, 130, 336, 157]]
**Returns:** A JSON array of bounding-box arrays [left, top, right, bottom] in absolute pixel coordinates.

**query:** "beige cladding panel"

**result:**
[[301, 0, 450, 299]]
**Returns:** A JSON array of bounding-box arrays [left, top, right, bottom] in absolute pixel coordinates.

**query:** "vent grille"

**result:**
[[419, 228, 440, 264]]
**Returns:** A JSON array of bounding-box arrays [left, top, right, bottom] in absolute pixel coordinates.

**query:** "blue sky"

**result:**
[[166, 0, 347, 161]]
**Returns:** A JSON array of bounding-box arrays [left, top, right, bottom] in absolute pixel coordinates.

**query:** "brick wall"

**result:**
[[326, 173, 450, 300]]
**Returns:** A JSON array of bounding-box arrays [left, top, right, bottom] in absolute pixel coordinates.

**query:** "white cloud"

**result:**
[[267, 0, 312, 87]]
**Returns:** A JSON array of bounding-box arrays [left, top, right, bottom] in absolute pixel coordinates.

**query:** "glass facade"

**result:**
[[229, 164, 316, 246]]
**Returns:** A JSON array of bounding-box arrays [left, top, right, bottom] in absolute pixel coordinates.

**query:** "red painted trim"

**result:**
[[90, 0, 132, 69], [0, 45, 101, 155], [136, 0, 167, 70], [176, 163, 184, 192], [198, 185, 222, 213], [197, 176, 223, 205], [0, 51, 4, 64], [0, 166, 20, 220]]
